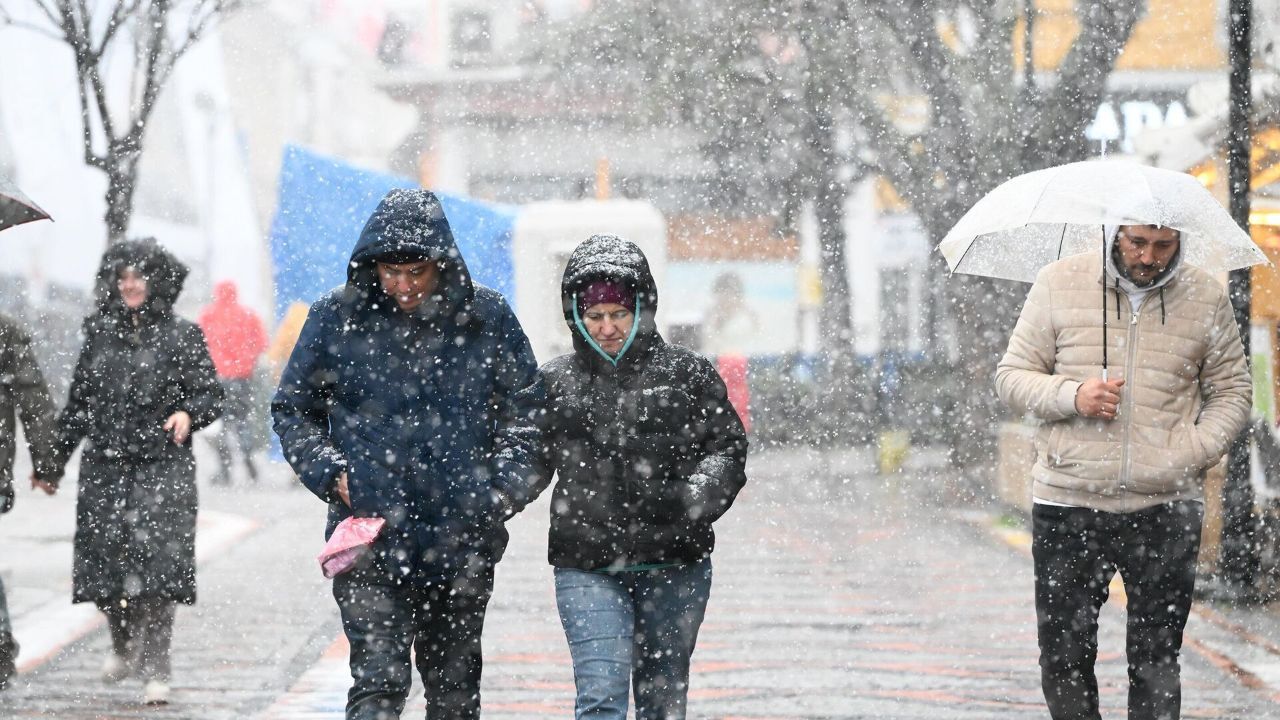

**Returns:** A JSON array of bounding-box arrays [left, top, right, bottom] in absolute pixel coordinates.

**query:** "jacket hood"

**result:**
[[212, 280, 238, 305], [346, 189, 474, 318], [1103, 224, 1182, 294], [560, 235, 660, 369], [92, 237, 188, 320]]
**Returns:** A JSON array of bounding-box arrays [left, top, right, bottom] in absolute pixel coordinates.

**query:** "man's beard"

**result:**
[[1125, 264, 1164, 287], [1113, 243, 1176, 287]]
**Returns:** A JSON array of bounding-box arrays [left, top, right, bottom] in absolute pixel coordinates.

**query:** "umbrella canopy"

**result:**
[[938, 159, 1269, 283], [0, 184, 52, 232]]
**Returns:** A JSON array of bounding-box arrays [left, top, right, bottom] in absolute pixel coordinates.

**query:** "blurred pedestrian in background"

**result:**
[[701, 271, 759, 358], [0, 314, 62, 690], [528, 235, 748, 720], [272, 189, 542, 720], [36, 238, 222, 705], [198, 280, 268, 485]]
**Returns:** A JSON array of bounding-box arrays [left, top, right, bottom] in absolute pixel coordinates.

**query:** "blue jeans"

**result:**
[[554, 559, 712, 720]]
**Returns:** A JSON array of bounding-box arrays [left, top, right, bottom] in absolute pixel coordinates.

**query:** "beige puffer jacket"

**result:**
[[995, 251, 1250, 512]]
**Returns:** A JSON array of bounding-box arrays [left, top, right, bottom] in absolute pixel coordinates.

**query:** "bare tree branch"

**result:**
[[96, 0, 144, 58], [127, 1, 167, 145], [153, 0, 239, 106], [28, 0, 62, 30], [1031, 1, 1146, 164], [71, 50, 106, 170], [0, 8, 65, 42], [8, 0, 238, 242]]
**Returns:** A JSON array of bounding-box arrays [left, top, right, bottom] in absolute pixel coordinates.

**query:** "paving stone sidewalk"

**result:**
[[2, 446, 1278, 719]]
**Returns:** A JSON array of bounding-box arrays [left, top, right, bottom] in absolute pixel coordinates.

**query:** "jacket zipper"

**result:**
[[617, 387, 640, 561], [1119, 298, 1142, 494]]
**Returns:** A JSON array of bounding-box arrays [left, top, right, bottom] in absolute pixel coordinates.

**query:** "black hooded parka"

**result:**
[[529, 235, 748, 571], [57, 238, 222, 604]]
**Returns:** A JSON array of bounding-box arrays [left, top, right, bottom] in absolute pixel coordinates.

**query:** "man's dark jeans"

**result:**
[[332, 559, 494, 720], [1032, 501, 1203, 720]]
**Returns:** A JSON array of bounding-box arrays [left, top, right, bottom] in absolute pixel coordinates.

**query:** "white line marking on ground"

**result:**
[[13, 509, 259, 673]]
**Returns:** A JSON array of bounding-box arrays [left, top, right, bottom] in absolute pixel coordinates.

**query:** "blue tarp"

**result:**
[[268, 144, 516, 321]]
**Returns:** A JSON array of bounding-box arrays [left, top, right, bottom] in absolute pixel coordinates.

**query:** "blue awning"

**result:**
[[268, 144, 516, 320]]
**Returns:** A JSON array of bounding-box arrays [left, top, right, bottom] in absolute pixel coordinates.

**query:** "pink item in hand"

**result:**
[[318, 516, 386, 578]]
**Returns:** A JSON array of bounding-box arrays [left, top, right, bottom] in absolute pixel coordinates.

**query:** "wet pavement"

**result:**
[[1, 442, 1278, 719]]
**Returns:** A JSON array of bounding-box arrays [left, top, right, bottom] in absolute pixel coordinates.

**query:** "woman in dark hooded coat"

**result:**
[[528, 235, 748, 720], [43, 238, 221, 704]]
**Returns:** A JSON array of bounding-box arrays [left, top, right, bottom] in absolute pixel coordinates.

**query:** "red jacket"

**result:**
[[198, 281, 268, 380]]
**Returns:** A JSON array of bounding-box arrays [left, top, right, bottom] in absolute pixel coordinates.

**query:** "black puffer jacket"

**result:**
[[531, 235, 748, 571], [57, 239, 222, 603]]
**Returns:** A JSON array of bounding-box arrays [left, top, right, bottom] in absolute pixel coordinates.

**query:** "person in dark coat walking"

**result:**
[[520, 235, 748, 720], [36, 238, 222, 705], [272, 189, 542, 720], [0, 314, 62, 689]]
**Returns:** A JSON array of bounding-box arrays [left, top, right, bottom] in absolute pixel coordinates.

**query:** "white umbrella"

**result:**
[[938, 159, 1268, 284], [939, 159, 1269, 380]]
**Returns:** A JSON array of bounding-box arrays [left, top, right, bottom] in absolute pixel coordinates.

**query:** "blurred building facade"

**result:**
[[366, 0, 1263, 360], [3, 0, 1265, 365]]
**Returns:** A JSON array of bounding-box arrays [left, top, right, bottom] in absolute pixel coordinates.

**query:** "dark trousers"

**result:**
[[0, 575, 15, 687], [97, 598, 176, 682], [1032, 501, 1203, 720], [212, 378, 258, 483], [332, 563, 494, 720]]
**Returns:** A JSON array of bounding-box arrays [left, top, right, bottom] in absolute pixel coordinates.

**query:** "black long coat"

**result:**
[[529, 235, 748, 571], [57, 240, 222, 604]]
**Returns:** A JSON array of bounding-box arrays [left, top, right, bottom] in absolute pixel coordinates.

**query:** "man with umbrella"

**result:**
[[995, 222, 1251, 720]]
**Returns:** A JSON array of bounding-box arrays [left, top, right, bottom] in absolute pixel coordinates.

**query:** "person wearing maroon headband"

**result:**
[[522, 234, 748, 720]]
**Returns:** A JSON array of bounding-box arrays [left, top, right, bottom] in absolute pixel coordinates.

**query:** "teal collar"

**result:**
[[572, 293, 642, 367]]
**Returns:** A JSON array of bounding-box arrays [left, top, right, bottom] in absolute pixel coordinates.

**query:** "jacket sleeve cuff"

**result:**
[[1056, 380, 1082, 418], [302, 452, 347, 504]]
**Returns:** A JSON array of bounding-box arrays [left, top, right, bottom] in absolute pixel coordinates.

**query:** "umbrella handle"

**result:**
[[1102, 368, 1108, 383]]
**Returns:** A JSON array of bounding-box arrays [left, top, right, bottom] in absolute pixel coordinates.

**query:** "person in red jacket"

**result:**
[[198, 281, 268, 485]]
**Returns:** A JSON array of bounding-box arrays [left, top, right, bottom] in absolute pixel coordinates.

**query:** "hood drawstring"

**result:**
[[1114, 278, 1167, 324]]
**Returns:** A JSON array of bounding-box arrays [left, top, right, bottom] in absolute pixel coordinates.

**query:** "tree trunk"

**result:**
[[103, 154, 140, 244], [815, 154, 853, 359], [922, 204, 1024, 473], [806, 88, 854, 363]]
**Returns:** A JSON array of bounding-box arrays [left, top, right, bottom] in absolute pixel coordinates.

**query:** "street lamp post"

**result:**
[[1222, 0, 1260, 598]]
